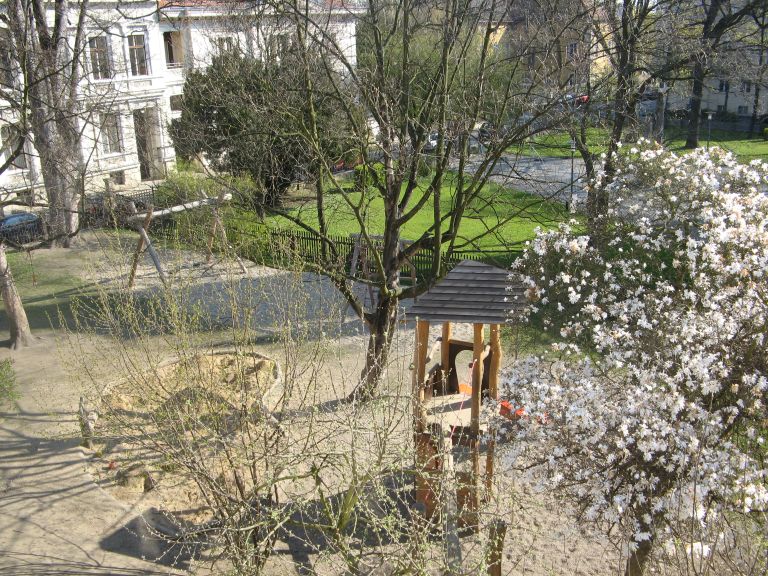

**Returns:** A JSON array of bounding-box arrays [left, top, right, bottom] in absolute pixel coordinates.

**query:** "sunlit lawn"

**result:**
[[519, 126, 768, 162], [227, 173, 571, 252]]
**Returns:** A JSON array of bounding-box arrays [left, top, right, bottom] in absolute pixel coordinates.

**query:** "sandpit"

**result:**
[[87, 349, 282, 525]]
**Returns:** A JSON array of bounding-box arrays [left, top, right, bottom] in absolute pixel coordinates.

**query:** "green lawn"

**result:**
[[227, 174, 570, 252], [518, 126, 768, 162]]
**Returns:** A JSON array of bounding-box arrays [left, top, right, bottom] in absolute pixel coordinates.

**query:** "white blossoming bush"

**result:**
[[501, 143, 768, 575]]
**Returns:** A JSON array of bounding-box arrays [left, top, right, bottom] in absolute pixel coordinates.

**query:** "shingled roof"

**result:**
[[408, 260, 527, 325]]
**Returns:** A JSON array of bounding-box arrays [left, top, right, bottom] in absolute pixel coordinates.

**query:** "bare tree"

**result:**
[[4, 0, 90, 247], [247, 0, 577, 399], [684, 0, 761, 148]]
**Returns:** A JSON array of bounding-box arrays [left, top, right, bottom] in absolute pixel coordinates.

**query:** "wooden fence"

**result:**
[[152, 215, 523, 283]]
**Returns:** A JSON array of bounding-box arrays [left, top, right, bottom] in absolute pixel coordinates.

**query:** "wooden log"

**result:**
[[485, 519, 507, 576], [125, 194, 231, 224]]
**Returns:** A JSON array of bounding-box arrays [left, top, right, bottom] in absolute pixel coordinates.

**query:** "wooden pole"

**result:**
[[128, 209, 154, 289], [468, 323, 485, 530], [441, 322, 452, 392], [137, 225, 169, 286], [439, 427, 462, 574], [485, 324, 501, 497], [485, 519, 507, 576], [412, 319, 430, 435]]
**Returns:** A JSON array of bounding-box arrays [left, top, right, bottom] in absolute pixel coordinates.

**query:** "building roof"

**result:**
[[408, 260, 527, 325]]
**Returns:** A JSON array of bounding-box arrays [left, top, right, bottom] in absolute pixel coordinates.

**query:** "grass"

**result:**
[[6, 249, 87, 312], [519, 125, 768, 162], [227, 173, 571, 252]]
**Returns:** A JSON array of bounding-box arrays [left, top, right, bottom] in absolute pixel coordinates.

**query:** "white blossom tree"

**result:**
[[499, 142, 768, 576]]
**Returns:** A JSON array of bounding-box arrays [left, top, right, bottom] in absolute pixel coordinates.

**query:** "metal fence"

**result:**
[[153, 215, 523, 283]]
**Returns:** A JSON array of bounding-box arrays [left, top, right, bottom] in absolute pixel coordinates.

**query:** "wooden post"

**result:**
[[138, 226, 169, 286], [412, 320, 430, 435], [485, 519, 507, 576], [439, 427, 462, 574], [485, 324, 502, 497], [128, 209, 154, 289], [466, 323, 485, 530], [441, 322, 452, 384]]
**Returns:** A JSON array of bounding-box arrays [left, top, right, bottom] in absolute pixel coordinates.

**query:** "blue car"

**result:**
[[0, 212, 44, 244]]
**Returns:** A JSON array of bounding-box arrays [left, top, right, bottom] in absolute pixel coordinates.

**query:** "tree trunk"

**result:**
[[624, 538, 653, 576], [686, 60, 706, 148], [0, 244, 33, 349], [350, 293, 398, 401]]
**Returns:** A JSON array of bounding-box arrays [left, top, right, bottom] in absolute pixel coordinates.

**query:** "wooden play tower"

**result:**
[[409, 260, 526, 529]]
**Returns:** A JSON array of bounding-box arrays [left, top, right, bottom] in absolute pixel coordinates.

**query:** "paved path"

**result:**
[[458, 153, 589, 206], [0, 334, 187, 575]]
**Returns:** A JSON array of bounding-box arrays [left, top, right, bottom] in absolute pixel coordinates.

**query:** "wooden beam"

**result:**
[[489, 324, 501, 399], [485, 323, 502, 497], [441, 322, 452, 371], [127, 208, 154, 289], [126, 194, 231, 224], [412, 320, 430, 435], [486, 519, 507, 576], [468, 323, 484, 531]]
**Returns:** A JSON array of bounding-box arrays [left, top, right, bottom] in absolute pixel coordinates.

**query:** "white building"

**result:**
[[0, 0, 359, 207]]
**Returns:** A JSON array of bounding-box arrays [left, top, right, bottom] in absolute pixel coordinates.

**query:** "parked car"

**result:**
[[0, 212, 44, 244], [423, 132, 439, 152]]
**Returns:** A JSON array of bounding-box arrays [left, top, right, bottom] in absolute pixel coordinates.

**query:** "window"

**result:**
[[16, 188, 34, 206], [566, 42, 578, 61], [718, 79, 729, 93], [169, 94, 183, 111], [0, 32, 15, 88], [128, 34, 149, 76], [100, 113, 122, 154], [88, 36, 111, 79], [741, 80, 751, 93], [1, 125, 27, 170], [216, 36, 236, 55], [738, 105, 749, 115], [109, 170, 125, 185], [163, 31, 184, 68]]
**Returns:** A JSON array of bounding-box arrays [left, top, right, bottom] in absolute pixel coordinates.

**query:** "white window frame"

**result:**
[[128, 32, 150, 76]]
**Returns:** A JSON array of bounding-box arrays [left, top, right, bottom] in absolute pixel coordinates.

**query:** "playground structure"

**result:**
[[408, 260, 527, 533], [106, 184, 246, 288]]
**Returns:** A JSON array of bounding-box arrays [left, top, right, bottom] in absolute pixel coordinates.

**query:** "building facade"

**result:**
[[0, 0, 359, 208]]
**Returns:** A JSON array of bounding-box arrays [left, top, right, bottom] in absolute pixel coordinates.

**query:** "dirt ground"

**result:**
[[0, 232, 624, 575]]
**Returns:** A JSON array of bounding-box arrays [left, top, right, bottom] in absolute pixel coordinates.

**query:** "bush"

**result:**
[[762, 127, 768, 141], [417, 156, 433, 178], [354, 163, 386, 192], [155, 173, 221, 207], [0, 359, 18, 406]]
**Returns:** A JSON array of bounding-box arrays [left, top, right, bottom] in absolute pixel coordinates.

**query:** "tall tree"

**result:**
[[4, 0, 90, 246], [261, 0, 573, 398], [685, 0, 760, 148]]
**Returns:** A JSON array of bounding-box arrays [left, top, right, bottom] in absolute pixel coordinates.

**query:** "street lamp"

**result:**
[[707, 112, 713, 150]]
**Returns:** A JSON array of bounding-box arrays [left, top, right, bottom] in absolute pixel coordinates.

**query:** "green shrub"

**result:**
[[417, 156, 433, 178], [155, 172, 221, 207], [353, 163, 386, 192], [762, 127, 768, 141], [0, 359, 18, 406]]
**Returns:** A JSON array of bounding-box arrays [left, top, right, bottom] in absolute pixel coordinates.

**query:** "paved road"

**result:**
[[457, 152, 589, 206]]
